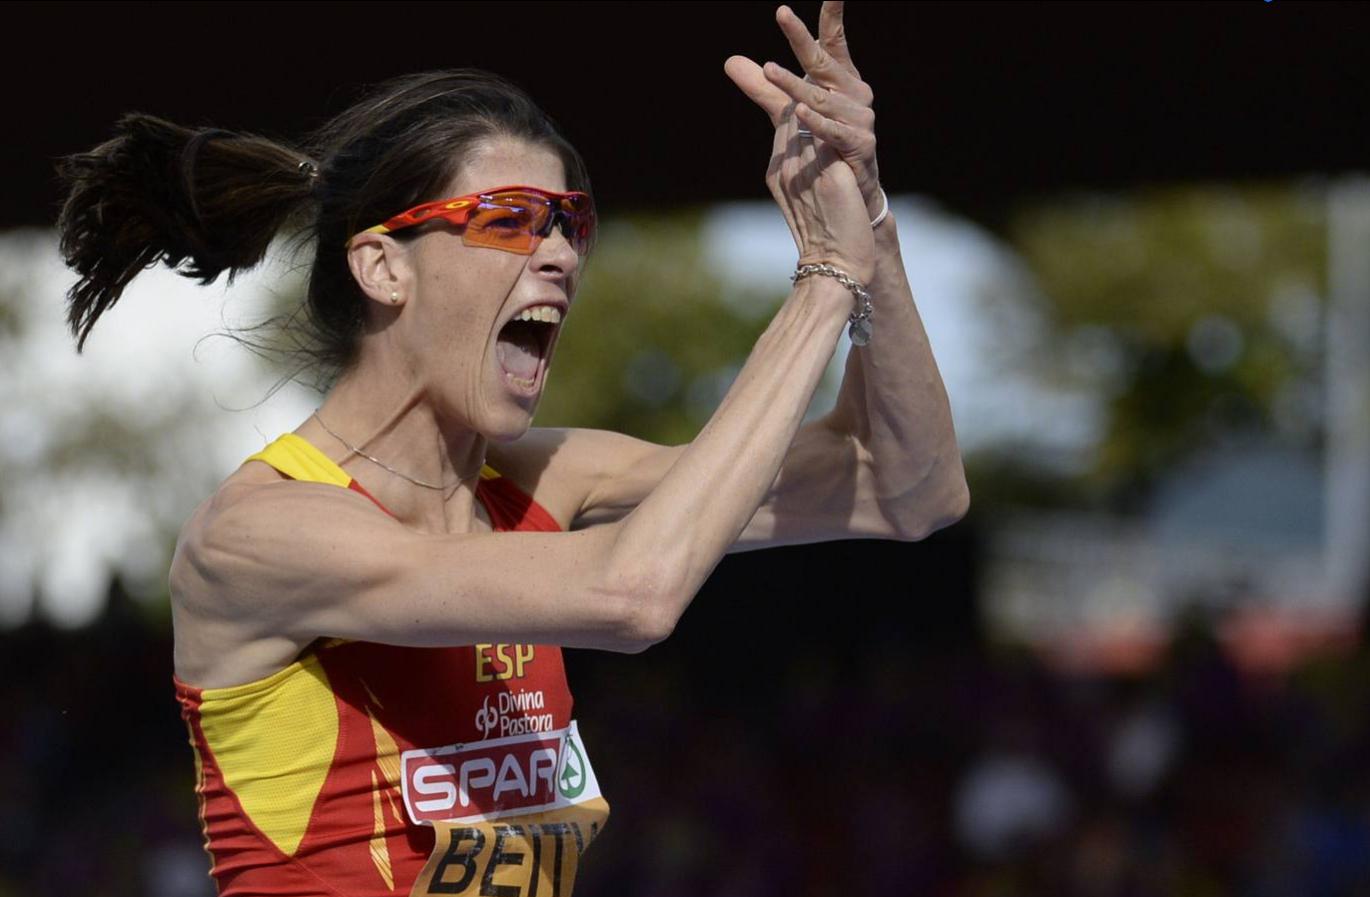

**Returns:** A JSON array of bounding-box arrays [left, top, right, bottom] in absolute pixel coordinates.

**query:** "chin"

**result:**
[[483, 407, 538, 444], [485, 427, 532, 445]]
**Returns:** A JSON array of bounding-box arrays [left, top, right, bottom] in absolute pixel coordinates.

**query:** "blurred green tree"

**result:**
[[1006, 184, 1326, 499]]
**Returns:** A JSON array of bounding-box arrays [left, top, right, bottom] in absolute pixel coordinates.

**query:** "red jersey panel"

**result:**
[[175, 433, 609, 897]]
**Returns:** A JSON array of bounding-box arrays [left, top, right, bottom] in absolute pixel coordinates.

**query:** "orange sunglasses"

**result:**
[[350, 185, 596, 256]]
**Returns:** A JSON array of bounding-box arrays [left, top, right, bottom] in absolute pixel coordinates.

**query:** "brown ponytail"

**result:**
[[58, 114, 316, 352], [58, 71, 592, 387]]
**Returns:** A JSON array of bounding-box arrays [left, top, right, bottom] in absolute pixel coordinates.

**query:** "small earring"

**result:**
[[389, 291, 399, 304]]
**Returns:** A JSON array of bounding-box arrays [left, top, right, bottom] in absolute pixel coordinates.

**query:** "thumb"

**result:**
[[724, 55, 790, 127]]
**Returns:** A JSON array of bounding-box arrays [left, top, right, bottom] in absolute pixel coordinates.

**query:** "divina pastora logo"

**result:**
[[474, 690, 554, 739]]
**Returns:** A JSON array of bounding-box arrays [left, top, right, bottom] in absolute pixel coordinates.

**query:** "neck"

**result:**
[[302, 366, 490, 534]]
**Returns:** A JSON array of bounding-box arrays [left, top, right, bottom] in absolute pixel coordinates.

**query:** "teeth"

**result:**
[[506, 372, 537, 389], [514, 306, 563, 324]]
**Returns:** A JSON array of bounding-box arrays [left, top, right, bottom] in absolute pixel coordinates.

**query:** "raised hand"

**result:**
[[725, 2, 882, 221], [724, 5, 875, 282]]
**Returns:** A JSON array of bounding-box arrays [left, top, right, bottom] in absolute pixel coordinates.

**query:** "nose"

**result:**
[[531, 221, 580, 282]]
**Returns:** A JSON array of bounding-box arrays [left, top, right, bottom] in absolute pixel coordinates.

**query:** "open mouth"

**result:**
[[495, 312, 561, 395]]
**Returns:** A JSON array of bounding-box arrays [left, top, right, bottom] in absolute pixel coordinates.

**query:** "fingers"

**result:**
[[775, 4, 865, 98], [817, 2, 857, 73], [726, 53, 821, 181], [724, 55, 792, 127], [763, 61, 874, 135], [794, 102, 873, 165]]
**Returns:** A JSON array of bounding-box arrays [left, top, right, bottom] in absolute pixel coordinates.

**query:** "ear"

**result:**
[[346, 232, 412, 307]]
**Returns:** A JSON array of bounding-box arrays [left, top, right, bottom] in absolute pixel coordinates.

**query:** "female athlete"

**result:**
[[56, 4, 965, 895]]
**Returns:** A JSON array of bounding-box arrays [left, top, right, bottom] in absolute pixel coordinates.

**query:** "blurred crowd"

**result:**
[[3, 552, 1370, 897], [576, 621, 1370, 897]]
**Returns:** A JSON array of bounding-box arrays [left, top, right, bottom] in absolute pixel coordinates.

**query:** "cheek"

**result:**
[[416, 268, 503, 361], [420, 261, 477, 326], [412, 240, 522, 352]]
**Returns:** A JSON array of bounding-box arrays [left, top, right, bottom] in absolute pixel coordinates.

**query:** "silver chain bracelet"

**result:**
[[791, 263, 874, 346]]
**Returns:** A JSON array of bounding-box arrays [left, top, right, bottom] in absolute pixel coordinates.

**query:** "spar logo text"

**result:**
[[402, 725, 598, 825], [402, 726, 597, 827], [406, 735, 559, 823]]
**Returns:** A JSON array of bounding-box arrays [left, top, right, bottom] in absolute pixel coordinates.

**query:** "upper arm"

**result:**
[[171, 480, 660, 657], [544, 429, 688, 531], [539, 420, 909, 553]]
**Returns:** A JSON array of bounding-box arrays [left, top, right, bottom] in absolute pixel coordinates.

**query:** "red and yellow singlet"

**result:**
[[175, 433, 609, 897]]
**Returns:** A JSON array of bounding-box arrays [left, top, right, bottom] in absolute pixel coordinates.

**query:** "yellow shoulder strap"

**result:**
[[247, 432, 505, 486], [246, 433, 351, 487]]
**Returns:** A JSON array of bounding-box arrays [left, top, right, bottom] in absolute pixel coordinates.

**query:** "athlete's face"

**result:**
[[400, 139, 580, 441]]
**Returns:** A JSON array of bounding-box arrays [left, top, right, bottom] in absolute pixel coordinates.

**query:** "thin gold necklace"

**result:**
[[311, 410, 484, 491]]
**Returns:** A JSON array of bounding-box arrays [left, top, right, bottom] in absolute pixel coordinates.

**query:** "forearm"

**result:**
[[605, 278, 851, 632], [825, 211, 968, 537]]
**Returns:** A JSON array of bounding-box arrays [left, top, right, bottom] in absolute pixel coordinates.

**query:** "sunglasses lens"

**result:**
[[460, 191, 596, 256], [464, 197, 548, 254], [559, 196, 596, 256]]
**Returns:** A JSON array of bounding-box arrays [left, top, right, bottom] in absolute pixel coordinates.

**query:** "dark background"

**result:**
[[8, 1, 1369, 229]]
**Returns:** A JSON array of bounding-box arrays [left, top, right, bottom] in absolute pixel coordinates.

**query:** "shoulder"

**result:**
[[488, 427, 686, 530], [174, 460, 398, 593], [170, 461, 398, 683], [171, 460, 378, 592]]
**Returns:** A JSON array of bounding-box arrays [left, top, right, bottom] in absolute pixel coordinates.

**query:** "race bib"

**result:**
[[403, 721, 608, 897]]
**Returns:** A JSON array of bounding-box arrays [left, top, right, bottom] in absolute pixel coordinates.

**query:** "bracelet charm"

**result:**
[[791, 262, 874, 346], [849, 313, 872, 346]]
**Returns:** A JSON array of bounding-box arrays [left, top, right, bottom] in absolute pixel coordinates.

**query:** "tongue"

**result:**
[[496, 323, 542, 380]]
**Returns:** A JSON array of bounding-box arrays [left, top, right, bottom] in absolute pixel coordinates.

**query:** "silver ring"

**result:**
[[796, 128, 814, 138]]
